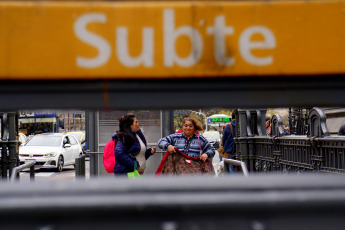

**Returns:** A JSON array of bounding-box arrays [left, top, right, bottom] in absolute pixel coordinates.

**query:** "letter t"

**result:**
[[207, 15, 235, 66]]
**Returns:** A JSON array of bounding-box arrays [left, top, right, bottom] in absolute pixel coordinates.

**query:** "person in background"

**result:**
[[220, 126, 225, 136], [266, 116, 271, 135], [338, 124, 345, 135], [222, 119, 236, 174], [158, 116, 215, 163], [217, 126, 226, 162], [176, 129, 183, 133], [283, 125, 290, 135], [113, 114, 156, 176]]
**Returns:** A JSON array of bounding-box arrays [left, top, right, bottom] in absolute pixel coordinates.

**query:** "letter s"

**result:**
[[74, 13, 111, 68]]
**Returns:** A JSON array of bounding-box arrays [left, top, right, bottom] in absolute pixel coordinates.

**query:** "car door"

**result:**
[[68, 135, 81, 161], [63, 136, 74, 165]]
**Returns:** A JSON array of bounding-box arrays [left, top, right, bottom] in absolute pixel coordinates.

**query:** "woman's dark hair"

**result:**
[[182, 116, 203, 131], [117, 114, 136, 147]]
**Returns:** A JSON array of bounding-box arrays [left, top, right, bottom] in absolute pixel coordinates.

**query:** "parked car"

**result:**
[[203, 131, 221, 149], [66, 131, 86, 153], [18, 132, 28, 148], [19, 133, 83, 172]]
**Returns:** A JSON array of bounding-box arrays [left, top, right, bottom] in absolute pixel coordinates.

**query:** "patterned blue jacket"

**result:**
[[157, 133, 215, 158]]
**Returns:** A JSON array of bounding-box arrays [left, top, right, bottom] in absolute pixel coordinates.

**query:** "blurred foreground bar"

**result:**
[[1, 174, 345, 229]]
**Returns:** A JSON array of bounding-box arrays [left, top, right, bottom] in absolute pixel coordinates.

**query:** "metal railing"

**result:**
[[75, 155, 86, 179], [75, 151, 102, 179], [223, 159, 249, 177], [2, 174, 345, 229], [10, 160, 36, 182], [76, 150, 170, 178]]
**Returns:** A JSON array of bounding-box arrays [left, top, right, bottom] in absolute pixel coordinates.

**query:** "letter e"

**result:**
[[239, 26, 276, 66]]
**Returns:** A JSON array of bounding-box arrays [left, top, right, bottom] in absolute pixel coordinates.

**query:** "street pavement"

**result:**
[[17, 160, 90, 182]]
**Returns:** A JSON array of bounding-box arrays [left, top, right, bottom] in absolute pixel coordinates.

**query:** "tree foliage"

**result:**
[[173, 108, 233, 131]]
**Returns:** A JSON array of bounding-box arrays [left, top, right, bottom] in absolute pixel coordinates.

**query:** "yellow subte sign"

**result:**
[[0, 1, 344, 79]]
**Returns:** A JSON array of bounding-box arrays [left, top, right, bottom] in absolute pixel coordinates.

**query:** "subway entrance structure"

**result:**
[[0, 0, 345, 229]]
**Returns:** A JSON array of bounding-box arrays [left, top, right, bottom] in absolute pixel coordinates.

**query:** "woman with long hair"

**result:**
[[112, 114, 156, 175]]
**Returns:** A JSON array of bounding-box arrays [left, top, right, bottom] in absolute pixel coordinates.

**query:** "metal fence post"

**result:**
[[86, 111, 99, 178], [30, 164, 35, 181], [75, 155, 86, 179], [8, 112, 17, 178], [10, 160, 36, 182]]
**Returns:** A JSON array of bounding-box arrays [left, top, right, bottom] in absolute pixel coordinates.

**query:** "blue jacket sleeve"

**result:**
[[115, 140, 137, 171], [145, 148, 152, 160], [200, 135, 215, 158], [157, 134, 175, 149]]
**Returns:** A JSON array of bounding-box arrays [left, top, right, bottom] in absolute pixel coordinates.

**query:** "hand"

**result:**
[[167, 145, 176, 153], [151, 147, 156, 154], [200, 153, 208, 162]]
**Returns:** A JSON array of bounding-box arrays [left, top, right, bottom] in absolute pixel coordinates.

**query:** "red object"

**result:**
[[103, 139, 116, 173], [155, 148, 212, 175]]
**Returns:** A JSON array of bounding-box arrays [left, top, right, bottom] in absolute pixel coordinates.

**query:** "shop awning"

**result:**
[[19, 117, 57, 123]]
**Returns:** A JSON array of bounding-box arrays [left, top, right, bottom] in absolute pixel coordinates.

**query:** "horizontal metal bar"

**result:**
[[86, 152, 103, 155], [2, 175, 345, 229], [0, 77, 344, 110], [10, 160, 36, 182], [223, 159, 249, 177]]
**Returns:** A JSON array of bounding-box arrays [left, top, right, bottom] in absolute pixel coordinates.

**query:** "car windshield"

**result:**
[[69, 133, 82, 141], [204, 132, 220, 139], [25, 136, 61, 147]]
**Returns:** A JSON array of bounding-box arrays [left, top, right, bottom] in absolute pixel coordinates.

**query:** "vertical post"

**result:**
[[30, 165, 35, 181], [75, 155, 86, 179], [63, 113, 66, 132], [82, 112, 85, 131], [56, 115, 59, 133], [67, 112, 70, 131], [162, 110, 174, 138], [238, 110, 251, 171], [73, 112, 76, 131], [86, 111, 98, 178], [8, 112, 17, 178], [256, 109, 267, 136], [1, 113, 8, 179]]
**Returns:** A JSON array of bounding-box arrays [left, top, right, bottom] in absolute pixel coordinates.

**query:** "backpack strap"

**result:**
[[229, 123, 234, 137]]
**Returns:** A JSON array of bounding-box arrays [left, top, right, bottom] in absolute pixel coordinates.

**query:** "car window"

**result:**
[[69, 136, 78, 145], [26, 136, 61, 147], [63, 136, 70, 145], [69, 133, 82, 140], [204, 132, 220, 139]]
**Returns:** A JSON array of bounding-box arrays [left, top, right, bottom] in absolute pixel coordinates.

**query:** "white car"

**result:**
[[19, 133, 83, 172], [203, 131, 221, 149]]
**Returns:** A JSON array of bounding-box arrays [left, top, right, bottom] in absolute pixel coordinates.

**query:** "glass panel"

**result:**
[[26, 135, 61, 147], [98, 110, 161, 151]]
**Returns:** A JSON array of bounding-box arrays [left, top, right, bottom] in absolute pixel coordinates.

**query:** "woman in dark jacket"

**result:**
[[113, 114, 156, 175]]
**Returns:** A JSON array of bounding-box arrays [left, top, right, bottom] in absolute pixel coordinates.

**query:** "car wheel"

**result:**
[[56, 155, 64, 172]]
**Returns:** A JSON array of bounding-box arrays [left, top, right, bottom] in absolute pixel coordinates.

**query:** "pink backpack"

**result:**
[[103, 139, 116, 173]]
